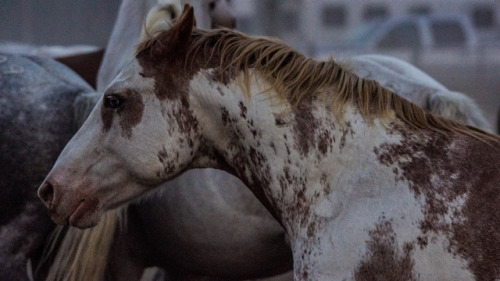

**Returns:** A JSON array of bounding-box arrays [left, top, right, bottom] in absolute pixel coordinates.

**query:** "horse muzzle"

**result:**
[[38, 177, 102, 228]]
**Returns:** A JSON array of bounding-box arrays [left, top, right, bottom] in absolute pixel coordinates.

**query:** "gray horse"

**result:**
[[0, 53, 95, 280]]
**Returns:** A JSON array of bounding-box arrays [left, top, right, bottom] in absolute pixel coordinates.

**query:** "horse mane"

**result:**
[[138, 27, 498, 142]]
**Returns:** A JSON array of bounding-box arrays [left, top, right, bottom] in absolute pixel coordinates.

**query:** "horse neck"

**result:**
[[190, 71, 405, 237], [97, 0, 156, 91]]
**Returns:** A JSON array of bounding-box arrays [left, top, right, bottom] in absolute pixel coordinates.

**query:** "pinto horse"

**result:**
[[38, 5, 500, 281], [45, 1, 493, 279]]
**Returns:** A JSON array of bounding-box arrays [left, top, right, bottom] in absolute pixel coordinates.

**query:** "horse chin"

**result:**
[[68, 197, 102, 229]]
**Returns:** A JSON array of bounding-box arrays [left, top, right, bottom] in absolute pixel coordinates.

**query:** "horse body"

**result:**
[[348, 55, 492, 131], [0, 53, 95, 280], [0, 42, 99, 58], [38, 6, 500, 281], [0, 42, 104, 88], [1, 3, 493, 280]]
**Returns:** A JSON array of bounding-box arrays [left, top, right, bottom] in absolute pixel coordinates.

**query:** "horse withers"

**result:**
[[38, 5, 500, 281]]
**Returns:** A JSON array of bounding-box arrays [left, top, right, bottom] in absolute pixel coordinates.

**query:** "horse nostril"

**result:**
[[38, 181, 54, 207]]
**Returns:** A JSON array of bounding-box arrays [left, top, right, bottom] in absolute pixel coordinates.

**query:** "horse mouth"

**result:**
[[68, 197, 100, 228]]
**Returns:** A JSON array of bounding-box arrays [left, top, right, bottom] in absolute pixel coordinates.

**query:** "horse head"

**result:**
[[38, 5, 204, 228]]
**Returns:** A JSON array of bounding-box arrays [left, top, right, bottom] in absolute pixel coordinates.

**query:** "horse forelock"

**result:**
[[136, 27, 498, 144]]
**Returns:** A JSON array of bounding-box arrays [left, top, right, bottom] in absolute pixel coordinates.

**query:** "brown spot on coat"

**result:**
[[448, 140, 500, 281], [339, 121, 354, 150], [220, 106, 231, 126], [317, 129, 334, 155], [239, 101, 247, 119], [101, 90, 145, 138], [355, 219, 416, 281], [157, 146, 177, 176], [374, 125, 500, 280], [292, 101, 318, 156], [101, 104, 113, 132], [119, 90, 145, 138]]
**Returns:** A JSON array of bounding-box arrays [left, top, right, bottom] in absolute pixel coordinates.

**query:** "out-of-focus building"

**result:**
[[232, 0, 500, 55], [2, 0, 498, 51], [0, 0, 121, 46], [0, 0, 497, 128]]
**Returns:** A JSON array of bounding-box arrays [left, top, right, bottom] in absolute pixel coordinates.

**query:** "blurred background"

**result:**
[[1, 0, 499, 129]]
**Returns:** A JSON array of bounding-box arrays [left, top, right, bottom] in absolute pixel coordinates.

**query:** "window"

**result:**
[[322, 4, 347, 27], [378, 22, 421, 49], [363, 4, 389, 22], [408, 5, 431, 15], [471, 5, 496, 28], [430, 20, 466, 47]]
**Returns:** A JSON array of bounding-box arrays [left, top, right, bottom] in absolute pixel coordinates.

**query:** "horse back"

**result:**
[[55, 49, 104, 89]]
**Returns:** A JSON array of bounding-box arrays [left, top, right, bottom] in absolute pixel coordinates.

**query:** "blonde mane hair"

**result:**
[[36, 208, 126, 281], [138, 26, 498, 142]]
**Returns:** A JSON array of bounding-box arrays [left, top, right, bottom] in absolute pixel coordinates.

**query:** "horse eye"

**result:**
[[104, 94, 123, 109], [208, 1, 216, 11]]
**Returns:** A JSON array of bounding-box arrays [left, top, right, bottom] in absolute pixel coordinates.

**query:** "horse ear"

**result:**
[[169, 4, 195, 48], [137, 4, 195, 60]]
